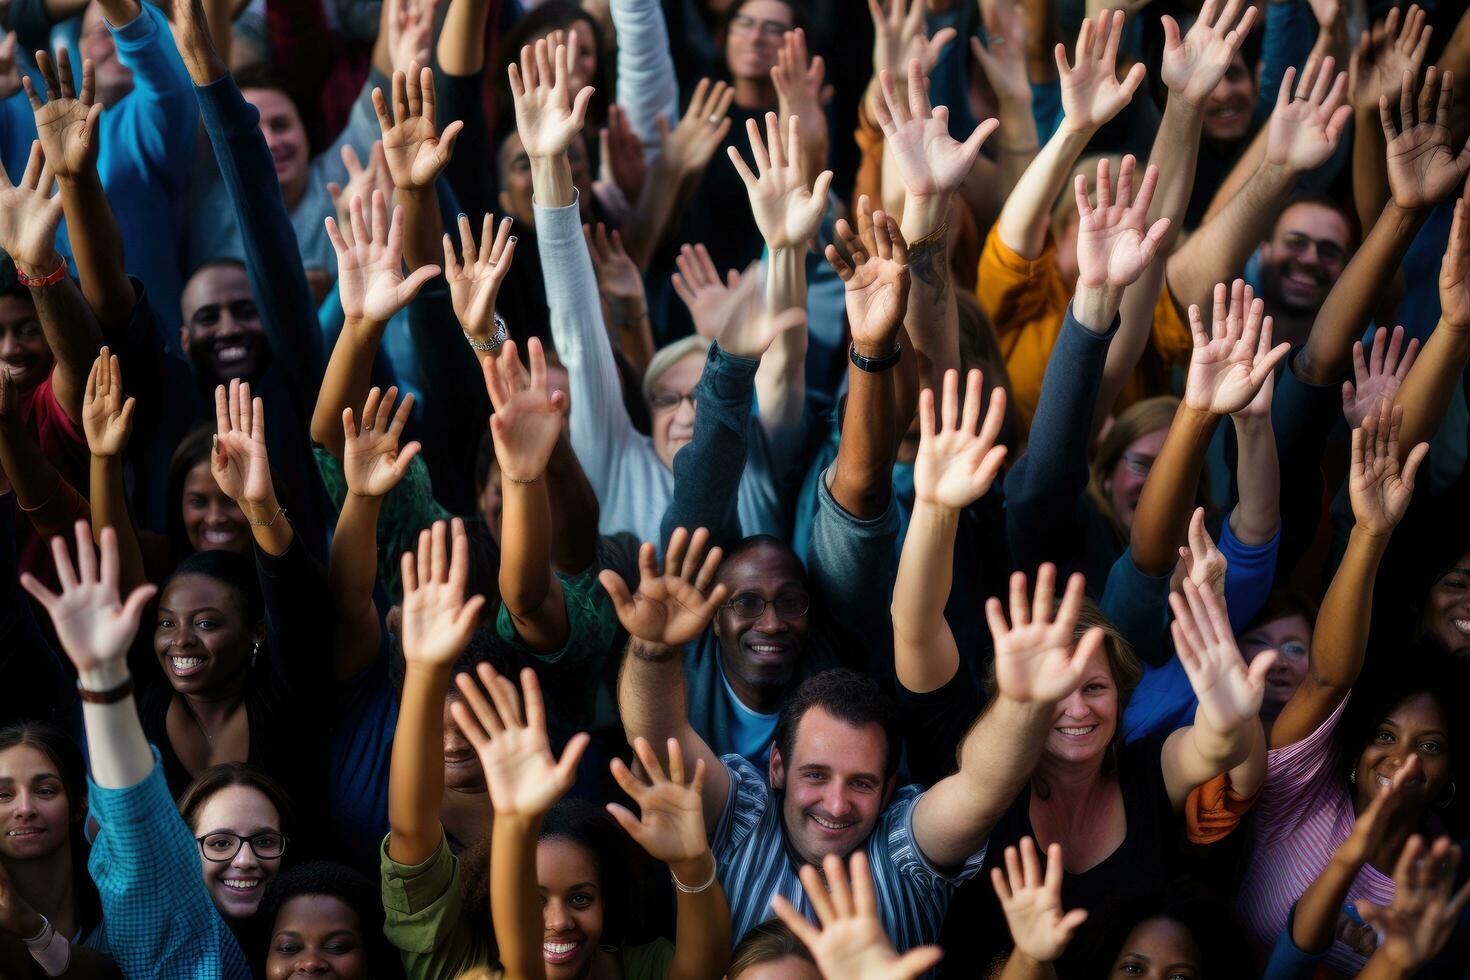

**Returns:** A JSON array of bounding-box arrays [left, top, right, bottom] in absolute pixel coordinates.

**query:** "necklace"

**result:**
[[182, 699, 216, 744]]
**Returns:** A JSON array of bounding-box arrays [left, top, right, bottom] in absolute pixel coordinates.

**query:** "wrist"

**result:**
[[1070, 283, 1123, 333], [901, 193, 949, 241], [16, 253, 64, 281], [78, 659, 130, 693], [852, 333, 900, 360], [670, 850, 715, 885], [395, 184, 434, 203], [493, 811, 543, 835], [239, 496, 282, 524], [529, 154, 575, 209]]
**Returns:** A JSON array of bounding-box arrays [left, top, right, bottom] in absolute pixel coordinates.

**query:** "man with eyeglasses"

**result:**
[[1254, 194, 1354, 347]]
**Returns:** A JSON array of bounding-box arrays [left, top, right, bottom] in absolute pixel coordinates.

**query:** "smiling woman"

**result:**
[[258, 861, 397, 980]]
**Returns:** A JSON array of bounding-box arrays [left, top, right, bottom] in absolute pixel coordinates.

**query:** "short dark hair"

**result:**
[[774, 669, 902, 778], [720, 534, 809, 586], [177, 762, 297, 842], [1075, 882, 1254, 978], [258, 861, 402, 977], [716, 0, 808, 42], [1275, 192, 1360, 250], [167, 549, 266, 626]]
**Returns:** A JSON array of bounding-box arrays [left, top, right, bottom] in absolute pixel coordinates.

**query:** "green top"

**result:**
[[380, 830, 675, 980]]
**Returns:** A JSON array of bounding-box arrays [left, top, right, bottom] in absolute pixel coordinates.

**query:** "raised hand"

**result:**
[[868, 0, 956, 95], [607, 737, 711, 867], [1341, 325, 1419, 429], [987, 565, 1106, 705], [1183, 280, 1290, 415], [484, 337, 566, 483], [327, 142, 394, 248], [442, 212, 515, 343], [913, 368, 1008, 510], [20, 521, 156, 676], [657, 78, 735, 180], [326, 190, 441, 323], [385, 0, 438, 74], [585, 223, 646, 317], [1332, 755, 1421, 869], [1358, 835, 1470, 972], [728, 112, 833, 251], [373, 65, 463, 192], [82, 348, 135, 459], [211, 379, 274, 506], [1169, 578, 1270, 734], [970, 0, 1031, 107], [451, 662, 589, 817], [598, 527, 729, 647], [1073, 155, 1170, 290], [773, 852, 944, 980], [0, 142, 64, 275], [342, 385, 421, 498], [672, 245, 758, 342], [991, 837, 1088, 964], [1174, 507, 1226, 602], [24, 47, 100, 181], [600, 105, 647, 202], [874, 59, 996, 200], [1159, 0, 1257, 107], [1348, 4, 1431, 114], [824, 197, 910, 351], [1266, 57, 1351, 174], [509, 34, 594, 159], [1348, 400, 1426, 537], [771, 28, 828, 171], [1057, 10, 1147, 134], [1441, 177, 1470, 330], [1382, 67, 1470, 211], [399, 518, 485, 666]]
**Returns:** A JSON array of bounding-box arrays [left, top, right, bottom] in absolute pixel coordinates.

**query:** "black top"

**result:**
[[937, 736, 1179, 979]]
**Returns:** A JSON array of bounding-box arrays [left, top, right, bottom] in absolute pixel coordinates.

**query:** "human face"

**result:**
[[1201, 52, 1256, 142], [499, 134, 592, 225], [0, 295, 50, 396], [1105, 427, 1168, 530], [244, 88, 310, 210], [154, 574, 259, 694], [725, 0, 792, 82], [1258, 204, 1351, 322], [650, 352, 704, 468], [266, 894, 368, 979], [81, 4, 132, 105], [537, 837, 604, 979], [1108, 917, 1202, 979], [0, 745, 72, 861], [535, 22, 597, 92], [712, 544, 811, 702], [1238, 614, 1311, 712], [1422, 553, 1470, 651], [182, 462, 251, 555], [1044, 666, 1118, 764], [181, 265, 269, 384], [192, 784, 283, 920], [734, 958, 823, 980], [1353, 692, 1452, 815], [442, 693, 487, 793], [772, 707, 892, 867]]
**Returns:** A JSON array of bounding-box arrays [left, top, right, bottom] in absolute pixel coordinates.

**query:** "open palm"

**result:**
[[826, 203, 910, 349], [211, 380, 274, 505], [992, 838, 1088, 963], [444, 212, 515, 340], [1074, 156, 1169, 289], [1383, 69, 1470, 210], [1267, 60, 1350, 172], [1348, 401, 1426, 536], [875, 60, 994, 197], [0, 142, 63, 269], [913, 369, 1007, 509], [25, 48, 98, 179], [1170, 580, 1267, 733], [375, 66, 462, 190], [731, 113, 831, 250], [988, 566, 1103, 704], [607, 738, 709, 864], [486, 338, 566, 482], [509, 33, 594, 159], [1159, 0, 1256, 106], [598, 528, 728, 647], [328, 190, 440, 322], [1058, 10, 1146, 134], [1184, 281, 1288, 415], [342, 386, 420, 497], [399, 518, 485, 666], [1441, 183, 1470, 329], [82, 349, 134, 458]]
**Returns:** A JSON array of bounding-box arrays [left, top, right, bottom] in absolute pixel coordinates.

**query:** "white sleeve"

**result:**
[[610, 0, 680, 157]]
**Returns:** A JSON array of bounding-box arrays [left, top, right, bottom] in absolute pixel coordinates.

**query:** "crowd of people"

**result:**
[[0, 0, 1467, 976]]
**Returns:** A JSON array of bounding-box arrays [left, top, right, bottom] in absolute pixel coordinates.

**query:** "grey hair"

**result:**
[[642, 335, 710, 402]]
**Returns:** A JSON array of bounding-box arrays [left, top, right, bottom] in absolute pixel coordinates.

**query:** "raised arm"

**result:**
[[211, 379, 293, 556], [585, 223, 655, 374], [1131, 282, 1288, 575], [81, 349, 144, 593], [894, 368, 1007, 693], [608, 738, 730, 980], [0, 366, 83, 537], [1356, 834, 1470, 980], [450, 663, 588, 980], [992, 838, 1085, 980], [330, 386, 420, 680], [487, 337, 569, 653], [1271, 401, 1426, 748], [771, 28, 828, 186], [602, 527, 731, 837], [1228, 369, 1280, 548], [388, 518, 487, 865], [375, 65, 463, 272], [1346, 6, 1431, 233], [970, 0, 1040, 198], [913, 566, 1105, 868]]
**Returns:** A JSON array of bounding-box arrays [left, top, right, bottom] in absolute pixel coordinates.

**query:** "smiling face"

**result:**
[[181, 264, 269, 384], [772, 707, 892, 867], [1108, 916, 1202, 979], [650, 352, 704, 468], [1258, 203, 1351, 324], [1352, 692, 1453, 815], [0, 294, 51, 396], [182, 462, 251, 555], [154, 574, 261, 694], [1201, 51, 1256, 142], [244, 88, 310, 210], [1045, 664, 1119, 765], [724, 0, 792, 82], [0, 744, 72, 862], [1104, 427, 1167, 531], [1238, 613, 1312, 714], [192, 784, 284, 920], [713, 542, 811, 704], [1422, 552, 1470, 651], [537, 837, 604, 979], [266, 894, 368, 979]]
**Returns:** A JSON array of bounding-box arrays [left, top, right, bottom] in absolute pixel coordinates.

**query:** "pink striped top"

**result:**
[[1238, 695, 1393, 975]]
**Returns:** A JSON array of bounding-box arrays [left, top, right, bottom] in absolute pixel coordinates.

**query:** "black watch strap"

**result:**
[[849, 341, 902, 373]]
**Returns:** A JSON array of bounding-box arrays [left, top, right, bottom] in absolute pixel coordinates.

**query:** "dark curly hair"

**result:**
[[258, 861, 403, 978]]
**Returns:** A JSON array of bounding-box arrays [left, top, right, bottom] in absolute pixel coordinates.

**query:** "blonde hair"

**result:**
[[642, 335, 709, 402]]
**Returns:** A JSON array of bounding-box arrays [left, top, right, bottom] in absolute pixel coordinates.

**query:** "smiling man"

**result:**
[[1255, 196, 1355, 347]]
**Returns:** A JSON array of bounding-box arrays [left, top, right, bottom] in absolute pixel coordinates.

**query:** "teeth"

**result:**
[[222, 879, 259, 890], [1453, 619, 1470, 634], [811, 815, 852, 830], [1057, 726, 1097, 736], [170, 656, 206, 674], [544, 942, 578, 954], [7, 828, 41, 836], [751, 645, 783, 653], [1376, 775, 1392, 787], [216, 345, 247, 363]]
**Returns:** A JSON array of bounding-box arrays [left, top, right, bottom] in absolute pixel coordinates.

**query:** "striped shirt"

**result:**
[[712, 754, 985, 952], [1238, 695, 1391, 975]]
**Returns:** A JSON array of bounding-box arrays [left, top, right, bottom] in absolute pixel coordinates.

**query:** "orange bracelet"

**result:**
[[16, 262, 67, 287]]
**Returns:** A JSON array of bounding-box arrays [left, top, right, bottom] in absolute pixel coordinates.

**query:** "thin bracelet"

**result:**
[[671, 858, 718, 894], [247, 505, 286, 527], [505, 473, 541, 485]]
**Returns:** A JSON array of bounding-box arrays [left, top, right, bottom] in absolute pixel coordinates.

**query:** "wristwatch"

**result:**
[[465, 313, 509, 353], [849, 341, 902, 373]]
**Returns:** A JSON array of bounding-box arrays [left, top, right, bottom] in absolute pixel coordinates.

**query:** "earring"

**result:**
[[1349, 767, 1356, 785], [251, 640, 261, 668], [1439, 781, 1457, 809]]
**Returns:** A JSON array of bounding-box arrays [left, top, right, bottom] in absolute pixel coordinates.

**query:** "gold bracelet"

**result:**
[[247, 505, 285, 527], [505, 474, 541, 485]]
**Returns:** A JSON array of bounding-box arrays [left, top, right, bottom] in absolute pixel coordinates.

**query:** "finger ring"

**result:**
[[991, 36, 1008, 45], [1292, 94, 1309, 102], [709, 114, 722, 123]]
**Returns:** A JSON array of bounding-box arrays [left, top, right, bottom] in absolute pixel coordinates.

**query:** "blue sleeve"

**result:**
[[1031, 79, 1063, 145], [1100, 547, 1172, 668], [1220, 515, 1279, 631], [660, 340, 757, 552], [1256, 1, 1314, 122], [108, 5, 196, 168], [807, 465, 901, 674], [1124, 657, 1197, 741], [1003, 307, 1117, 576], [1261, 906, 1328, 980], [0, 89, 37, 186]]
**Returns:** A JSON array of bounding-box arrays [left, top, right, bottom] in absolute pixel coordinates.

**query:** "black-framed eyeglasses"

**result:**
[[196, 832, 288, 862], [722, 591, 810, 620], [1120, 451, 1155, 477], [650, 390, 697, 411], [1278, 233, 1347, 266]]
